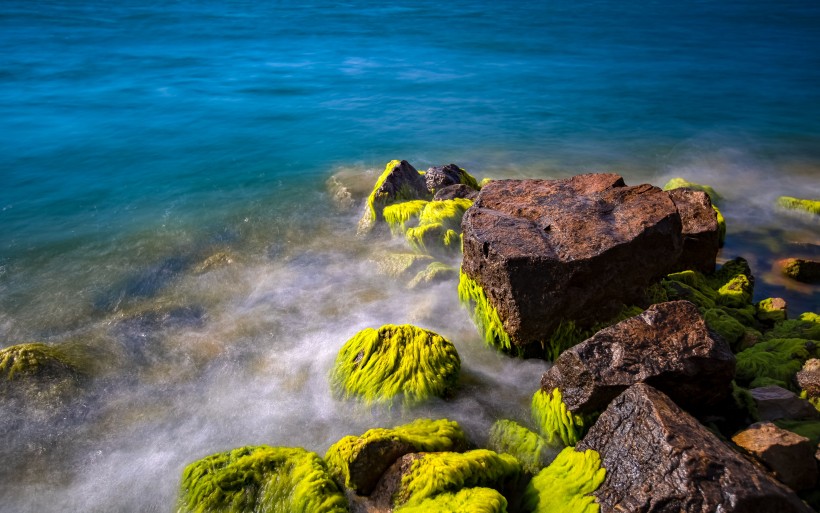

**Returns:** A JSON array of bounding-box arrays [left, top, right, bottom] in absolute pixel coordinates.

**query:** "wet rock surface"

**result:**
[[778, 257, 820, 283], [667, 188, 720, 274], [732, 421, 818, 492], [461, 173, 685, 353], [576, 383, 812, 513], [424, 163, 478, 193], [750, 385, 820, 421], [540, 300, 735, 414], [432, 183, 479, 201]]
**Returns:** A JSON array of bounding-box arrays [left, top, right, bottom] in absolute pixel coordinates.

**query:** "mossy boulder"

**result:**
[[408, 261, 458, 289], [358, 160, 431, 235], [662, 177, 722, 205], [177, 445, 348, 513], [776, 196, 820, 216], [488, 419, 557, 474], [405, 198, 472, 255], [756, 297, 788, 325], [778, 258, 820, 284], [324, 418, 467, 495], [329, 324, 461, 406], [424, 164, 480, 194], [394, 487, 508, 513], [522, 447, 605, 513], [531, 388, 587, 447], [0, 342, 85, 385]]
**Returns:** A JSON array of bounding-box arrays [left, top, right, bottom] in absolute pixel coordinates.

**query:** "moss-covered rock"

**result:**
[[458, 271, 513, 353], [424, 164, 480, 194], [374, 252, 435, 279], [756, 297, 788, 325], [522, 446, 606, 513], [763, 312, 820, 341], [531, 388, 587, 447], [329, 324, 461, 406], [778, 257, 820, 284], [177, 445, 348, 513], [488, 419, 556, 474], [383, 200, 429, 235], [394, 487, 507, 513], [324, 418, 467, 495], [405, 198, 472, 254], [408, 261, 458, 289], [0, 343, 85, 384], [776, 196, 820, 216], [713, 206, 726, 247], [662, 177, 722, 205], [391, 450, 523, 509], [358, 160, 431, 235], [736, 338, 820, 390]]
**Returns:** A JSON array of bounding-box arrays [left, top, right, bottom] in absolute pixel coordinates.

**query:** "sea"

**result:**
[[1, 1, 818, 511]]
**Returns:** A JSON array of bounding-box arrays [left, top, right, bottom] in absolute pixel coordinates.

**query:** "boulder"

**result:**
[[540, 301, 735, 416], [576, 383, 812, 513], [460, 173, 684, 355], [732, 421, 818, 492], [750, 385, 820, 421], [667, 188, 720, 274], [757, 297, 788, 325], [424, 164, 479, 193], [797, 358, 820, 398], [778, 258, 820, 284], [358, 160, 431, 235], [433, 183, 480, 202]]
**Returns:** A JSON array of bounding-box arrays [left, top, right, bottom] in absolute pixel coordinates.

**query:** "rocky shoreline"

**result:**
[[2, 160, 819, 512]]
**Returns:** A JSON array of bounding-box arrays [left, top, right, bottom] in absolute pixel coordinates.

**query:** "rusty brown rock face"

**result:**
[[540, 300, 736, 415], [461, 173, 685, 354], [667, 188, 720, 274], [577, 383, 812, 513]]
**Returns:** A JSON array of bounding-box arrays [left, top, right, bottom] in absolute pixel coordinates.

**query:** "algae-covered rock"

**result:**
[[405, 198, 472, 254], [358, 160, 431, 235], [736, 337, 820, 390], [373, 252, 434, 279], [394, 487, 507, 513], [763, 312, 820, 341], [177, 445, 348, 513], [662, 177, 722, 205], [407, 261, 458, 289], [424, 164, 480, 194], [324, 418, 467, 495], [371, 449, 522, 509], [778, 257, 820, 284], [531, 388, 587, 447], [522, 446, 605, 513], [776, 196, 820, 216], [329, 324, 460, 406], [0, 342, 85, 385], [488, 419, 557, 474], [757, 297, 788, 325], [383, 200, 429, 235]]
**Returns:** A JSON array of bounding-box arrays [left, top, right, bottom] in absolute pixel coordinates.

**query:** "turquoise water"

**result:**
[[1, 1, 819, 510]]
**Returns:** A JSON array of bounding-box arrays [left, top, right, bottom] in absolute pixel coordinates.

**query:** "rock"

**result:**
[[797, 359, 820, 398], [460, 174, 684, 356], [667, 188, 720, 274], [324, 418, 467, 496], [576, 383, 811, 513], [358, 160, 431, 235], [757, 297, 788, 325], [540, 301, 735, 416], [424, 164, 479, 193], [750, 385, 820, 421], [777, 196, 820, 216], [663, 177, 722, 205], [732, 421, 819, 492], [735, 337, 820, 390], [488, 419, 558, 474], [778, 258, 820, 284], [329, 324, 460, 406], [433, 183, 480, 201], [522, 446, 606, 513], [407, 262, 458, 289], [405, 198, 472, 255], [177, 445, 348, 513]]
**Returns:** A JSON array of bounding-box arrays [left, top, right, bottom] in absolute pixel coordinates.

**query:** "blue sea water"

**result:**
[[1, 1, 819, 510]]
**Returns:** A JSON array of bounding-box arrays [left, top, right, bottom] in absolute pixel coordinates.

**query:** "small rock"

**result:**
[[424, 164, 479, 193], [797, 358, 820, 398], [756, 297, 788, 325], [732, 421, 818, 492], [750, 385, 820, 421], [778, 257, 820, 283], [432, 183, 479, 201]]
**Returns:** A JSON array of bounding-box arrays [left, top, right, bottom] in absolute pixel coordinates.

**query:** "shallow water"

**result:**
[[1, 1, 819, 511]]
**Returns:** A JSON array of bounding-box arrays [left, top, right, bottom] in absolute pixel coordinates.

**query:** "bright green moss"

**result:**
[[408, 261, 458, 289], [716, 274, 752, 308], [383, 200, 429, 234], [735, 338, 820, 390], [396, 450, 522, 508], [0, 342, 85, 382], [543, 320, 588, 362], [799, 391, 820, 413], [458, 168, 480, 190], [177, 446, 348, 513], [394, 488, 507, 513], [756, 298, 787, 324], [764, 312, 820, 341], [418, 198, 472, 228], [478, 178, 493, 188], [531, 388, 586, 447], [522, 447, 606, 513], [360, 160, 402, 232], [324, 418, 466, 492], [406, 223, 449, 254], [713, 206, 726, 246], [458, 271, 513, 352], [405, 199, 473, 254], [703, 308, 748, 350], [329, 324, 461, 406], [488, 419, 555, 474], [662, 177, 722, 205], [776, 196, 820, 216]]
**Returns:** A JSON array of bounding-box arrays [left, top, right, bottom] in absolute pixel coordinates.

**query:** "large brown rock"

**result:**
[[732, 421, 819, 491], [667, 188, 720, 274], [540, 301, 735, 415], [576, 383, 812, 513], [461, 174, 684, 354]]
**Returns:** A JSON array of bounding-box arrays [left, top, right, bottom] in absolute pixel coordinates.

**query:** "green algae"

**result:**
[[177, 445, 348, 513], [756, 298, 787, 324], [324, 418, 466, 492], [408, 261, 458, 289], [457, 271, 513, 352], [531, 388, 586, 447], [359, 160, 429, 233], [458, 168, 480, 190], [662, 177, 722, 205], [329, 324, 461, 406], [735, 337, 820, 390], [0, 343, 80, 381], [799, 391, 820, 413], [383, 200, 429, 234], [395, 450, 522, 508], [488, 419, 555, 474], [763, 312, 820, 341], [405, 199, 472, 254], [776, 196, 820, 216], [394, 487, 507, 513], [713, 206, 726, 246], [375, 252, 435, 278], [522, 447, 606, 513]]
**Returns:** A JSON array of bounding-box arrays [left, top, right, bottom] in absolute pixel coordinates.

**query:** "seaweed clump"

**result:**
[[405, 198, 472, 254], [531, 388, 587, 447], [177, 445, 348, 513], [522, 447, 606, 513], [777, 196, 820, 216], [394, 487, 508, 513], [488, 419, 556, 474], [458, 271, 513, 352], [329, 324, 461, 406]]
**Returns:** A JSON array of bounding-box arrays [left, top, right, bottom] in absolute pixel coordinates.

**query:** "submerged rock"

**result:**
[[460, 174, 685, 356], [667, 188, 720, 273], [576, 383, 811, 513], [778, 257, 820, 284], [324, 418, 467, 496], [329, 324, 460, 406], [540, 301, 736, 419], [177, 445, 347, 513], [732, 421, 818, 492], [358, 160, 431, 235], [424, 164, 480, 194]]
